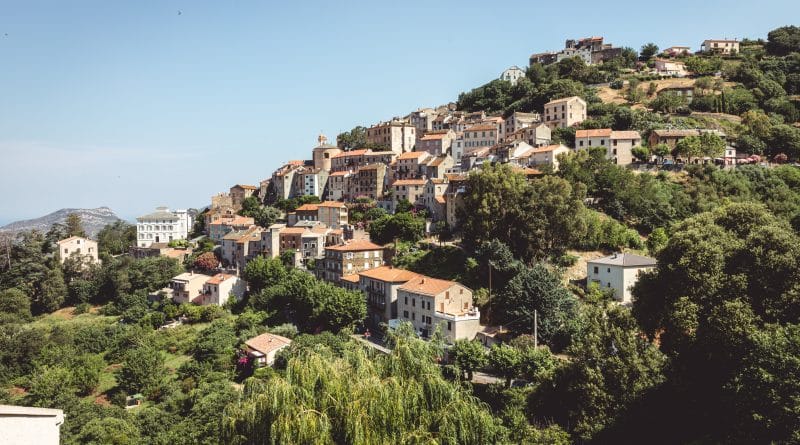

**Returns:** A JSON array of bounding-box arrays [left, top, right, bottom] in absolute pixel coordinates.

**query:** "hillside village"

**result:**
[[3, 25, 800, 445]]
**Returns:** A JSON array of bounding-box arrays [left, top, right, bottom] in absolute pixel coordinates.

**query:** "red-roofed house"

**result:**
[[200, 273, 246, 306], [244, 333, 292, 367], [417, 129, 456, 156], [397, 275, 480, 343], [318, 240, 385, 283], [575, 129, 641, 165], [356, 266, 420, 327], [317, 201, 348, 229], [391, 178, 427, 211], [366, 120, 416, 155]]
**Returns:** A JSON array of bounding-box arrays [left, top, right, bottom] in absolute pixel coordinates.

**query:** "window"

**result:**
[[607, 268, 611, 273], [404, 297, 408, 304], [579, 140, 584, 147], [593, 266, 598, 274], [600, 139, 605, 146], [412, 298, 415, 307], [411, 312, 415, 321], [447, 321, 452, 331], [403, 311, 409, 318]]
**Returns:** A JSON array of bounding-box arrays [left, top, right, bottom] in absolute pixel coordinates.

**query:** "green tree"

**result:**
[[639, 42, 659, 60], [488, 344, 522, 387], [450, 339, 487, 381], [649, 92, 686, 113], [652, 143, 671, 162], [70, 354, 105, 396], [37, 263, 67, 313], [0, 288, 32, 322], [118, 345, 165, 396], [368, 212, 425, 245], [96, 221, 136, 256], [494, 263, 576, 345], [26, 365, 77, 407], [336, 125, 367, 150], [64, 213, 87, 238], [646, 227, 669, 255], [76, 417, 141, 445], [193, 319, 238, 371], [766, 25, 800, 56], [242, 256, 288, 294]]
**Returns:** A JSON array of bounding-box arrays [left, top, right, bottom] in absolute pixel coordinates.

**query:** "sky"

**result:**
[[1, 0, 797, 223]]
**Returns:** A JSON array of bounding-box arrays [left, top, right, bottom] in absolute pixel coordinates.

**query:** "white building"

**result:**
[[0, 405, 64, 445], [586, 253, 657, 304], [136, 207, 191, 248], [396, 275, 481, 343], [543, 96, 587, 129], [575, 129, 642, 165], [500, 66, 526, 85]]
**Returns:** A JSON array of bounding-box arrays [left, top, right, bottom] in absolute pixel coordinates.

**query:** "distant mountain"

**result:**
[[0, 207, 122, 238]]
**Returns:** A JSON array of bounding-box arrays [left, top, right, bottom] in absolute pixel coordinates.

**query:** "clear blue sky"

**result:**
[[1, 0, 797, 222]]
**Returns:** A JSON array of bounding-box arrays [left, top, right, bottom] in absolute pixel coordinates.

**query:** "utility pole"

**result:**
[[534, 309, 538, 348]]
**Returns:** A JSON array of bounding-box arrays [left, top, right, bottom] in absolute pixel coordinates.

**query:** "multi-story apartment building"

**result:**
[[407, 108, 438, 135], [199, 273, 247, 306], [395, 151, 432, 179], [463, 124, 500, 150], [357, 266, 420, 327], [543, 96, 587, 129], [575, 129, 642, 165], [208, 215, 254, 243], [424, 154, 453, 179], [301, 168, 329, 198], [397, 275, 481, 343], [318, 240, 385, 283], [366, 120, 416, 155], [271, 161, 305, 200], [417, 130, 456, 156], [647, 129, 726, 150], [326, 170, 352, 201], [56, 236, 100, 265], [503, 112, 540, 140], [221, 226, 263, 271], [421, 178, 448, 222], [392, 179, 427, 209], [350, 164, 387, 200], [136, 207, 192, 248], [317, 201, 348, 228], [260, 223, 285, 259], [229, 184, 257, 210]]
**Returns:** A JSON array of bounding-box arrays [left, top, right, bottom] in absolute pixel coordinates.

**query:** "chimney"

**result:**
[[612, 253, 618, 259], [421, 278, 426, 284]]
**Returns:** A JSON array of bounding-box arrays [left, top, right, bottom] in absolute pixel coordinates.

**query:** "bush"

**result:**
[[610, 79, 624, 89], [554, 254, 579, 268]]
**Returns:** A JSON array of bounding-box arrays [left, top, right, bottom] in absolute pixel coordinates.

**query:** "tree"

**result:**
[[70, 354, 105, 396], [118, 345, 165, 396], [64, 213, 87, 238], [77, 417, 141, 445], [698, 131, 725, 158], [26, 365, 77, 407], [766, 25, 800, 56], [652, 143, 671, 162], [488, 344, 522, 387], [368, 212, 425, 245], [639, 43, 659, 60], [494, 263, 576, 345], [336, 126, 367, 150], [685, 56, 722, 75], [193, 319, 238, 371], [192, 252, 219, 272], [0, 288, 31, 322], [674, 135, 703, 160], [96, 221, 136, 256], [242, 256, 287, 294], [649, 92, 686, 113], [450, 339, 487, 381], [36, 263, 67, 313], [646, 227, 668, 255]]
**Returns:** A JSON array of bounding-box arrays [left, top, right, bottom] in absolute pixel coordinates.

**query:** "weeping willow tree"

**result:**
[[221, 335, 505, 444]]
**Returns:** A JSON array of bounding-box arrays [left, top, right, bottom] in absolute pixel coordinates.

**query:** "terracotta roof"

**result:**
[[576, 129, 612, 138], [611, 130, 642, 140], [545, 96, 585, 105], [329, 170, 352, 176], [429, 178, 447, 184], [465, 124, 497, 132], [398, 151, 429, 160], [332, 149, 368, 159], [358, 266, 420, 283], [358, 164, 384, 171], [233, 184, 257, 190], [340, 273, 361, 283], [57, 236, 91, 244], [287, 160, 305, 166], [245, 333, 292, 355], [295, 204, 319, 212], [651, 129, 701, 137], [435, 196, 446, 204], [420, 133, 448, 140], [206, 273, 235, 285], [317, 201, 346, 208], [444, 173, 467, 181], [399, 275, 458, 296], [280, 227, 309, 235], [428, 156, 448, 167], [532, 144, 568, 153], [393, 179, 427, 186], [326, 240, 384, 251]]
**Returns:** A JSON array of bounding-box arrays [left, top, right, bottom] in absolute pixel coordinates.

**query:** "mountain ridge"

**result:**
[[0, 207, 122, 238]]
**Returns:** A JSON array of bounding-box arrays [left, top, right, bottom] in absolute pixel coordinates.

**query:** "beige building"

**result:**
[[394, 151, 432, 179], [164, 272, 213, 304], [312, 134, 342, 172], [357, 266, 420, 327], [653, 59, 687, 77], [326, 170, 352, 201], [417, 129, 456, 156], [500, 66, 526, 85], [271, 161, 305, 200], [260, 223, 285, 259], [56, 236, 100, 265], [392, 178, 427, 210], [351, 164, 387, 200], [700, 39, 739, 55], [575, 129, 642, 165], [543, 96, 587, 129], [366, 120, 416, 155], [587, 253, 656, 304], [318, 240, 385, 283], [317, 201, 348, 228], [397, 275, 481, 343], [463, 124, 500, 150], [199, 273, 246, 306], [221, 226, 263, 270], [516, 144, 570, 170], [424, 154, 453, 179], [208, 215, 254, 242], [421, 178, 448, 222], [244, 333, 292, 367], [230, 184, 257, 209], [0, 405, 65, 445], [503, 112, 540, 140]]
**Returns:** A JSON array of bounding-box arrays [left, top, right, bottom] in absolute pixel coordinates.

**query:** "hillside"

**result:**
[[0, 207, 121, 238]]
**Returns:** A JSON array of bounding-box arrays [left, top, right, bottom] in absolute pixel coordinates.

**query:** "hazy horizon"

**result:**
[[2, 0, 798, 222]]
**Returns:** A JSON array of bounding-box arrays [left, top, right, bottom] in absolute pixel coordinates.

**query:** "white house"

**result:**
[[136, 207, 192, 248], [586, 253, 657, 304], [244, 333, 293, 367], [500, 66, 526, 85], [0, 405, 64, 445], [56, 236, 100, 265]]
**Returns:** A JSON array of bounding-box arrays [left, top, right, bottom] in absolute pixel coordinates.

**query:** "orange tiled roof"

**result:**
[[358, 266, 419, 283], [317, 201, 346, 208], [532, 144, 568, 153], [245, 333, 292, 355], [393, 179, 427, 186], [399, 275, 458, 296], [234, 184, 257, 190], [281, 227, 309, 235], [398, 151, 429, 160], [206, 273, 235, 285], [330, 171, 351, 176], [340, 273, 361, 283], [295, 204, 319, 212], [326, 240, 384, 251], [575, 129, 612, 138], [611, 130, 642, 140], [420, 133, 448, 141], [332, 149, 368, 159], [465, 124, 497, 132]]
